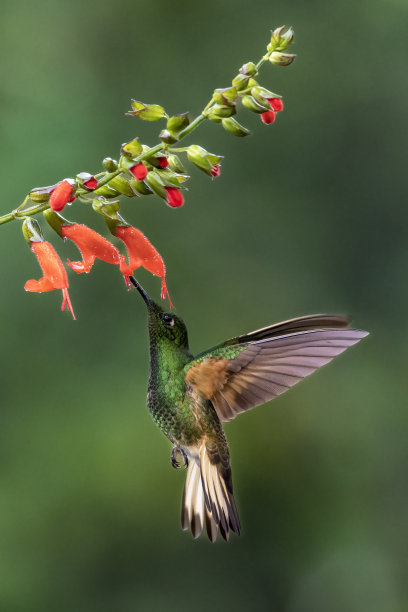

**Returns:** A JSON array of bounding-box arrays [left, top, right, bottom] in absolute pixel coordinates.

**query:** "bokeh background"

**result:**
[[1, 1, 407, 610]]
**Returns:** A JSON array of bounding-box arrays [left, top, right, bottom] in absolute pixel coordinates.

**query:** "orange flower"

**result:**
[[61, 224, 121, 273], [24, 241, 75, 319], [116, 225, 171, 303]]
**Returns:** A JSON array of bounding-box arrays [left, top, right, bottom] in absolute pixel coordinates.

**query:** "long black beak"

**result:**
[[129, 276, 151, 306]]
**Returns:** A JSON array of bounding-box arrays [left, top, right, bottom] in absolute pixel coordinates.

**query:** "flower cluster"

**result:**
[[2, 25, 296, 319], [23, 209, 171, 319]]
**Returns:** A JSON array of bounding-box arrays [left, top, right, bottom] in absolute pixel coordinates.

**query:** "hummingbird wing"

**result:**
[[194, 314, 351, 357], [185, 324, 368, 423]]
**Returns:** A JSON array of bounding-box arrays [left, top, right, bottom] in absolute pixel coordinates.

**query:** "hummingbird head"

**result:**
[[130, 276, 189, 349]]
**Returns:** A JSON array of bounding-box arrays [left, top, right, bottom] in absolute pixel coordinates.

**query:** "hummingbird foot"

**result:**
[[171, 445, 189, 469]]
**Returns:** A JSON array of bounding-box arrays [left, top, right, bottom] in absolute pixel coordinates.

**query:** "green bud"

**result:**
[[207, 104, 236, 122], [93, 184, 120, 198], [241, 95, 270, 113], [145, 171, 167, 198], [29, 184, 57, 203], [159, 129, 178, 144], [108, 175, 135, 197], [232, 73, 250, 91], [121, 137, 143, 157], [269, 51, 296, 66], [267, 26, 294, 52], [251, 86, 280, 106], [43, 209, 71, 237], [129, 178, 153, 195], [167, 113, 190, 133], [239, 62, 258, 77], [222, 117, 250, 137], [22, 217, 43, 243], [126, 100, 166, 121], [167, 154, 186, 174], [103, 157, 118, 172], [158, 169, 189, 187], [213, 87, 237, 106], [187, 145, 223, 176]]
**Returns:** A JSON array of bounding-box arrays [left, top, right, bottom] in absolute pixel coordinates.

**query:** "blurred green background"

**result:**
[[1, 0, 407, 610]]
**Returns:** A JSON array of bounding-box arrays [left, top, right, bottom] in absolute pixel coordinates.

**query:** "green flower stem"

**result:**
[[0, 42, 277, 227], [0, 202, 50, 225]]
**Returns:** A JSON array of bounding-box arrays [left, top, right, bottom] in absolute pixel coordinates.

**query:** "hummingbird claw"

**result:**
[[171, 445, 189, 469]]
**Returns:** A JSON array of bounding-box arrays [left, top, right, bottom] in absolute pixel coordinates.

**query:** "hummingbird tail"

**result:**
[[181, 443, 241, 542]]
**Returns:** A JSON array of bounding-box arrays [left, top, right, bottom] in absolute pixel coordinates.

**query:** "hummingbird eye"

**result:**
[[161, 313, 174, 326]]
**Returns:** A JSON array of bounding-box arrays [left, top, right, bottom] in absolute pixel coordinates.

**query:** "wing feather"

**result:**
[[186, 325, 368, 423]]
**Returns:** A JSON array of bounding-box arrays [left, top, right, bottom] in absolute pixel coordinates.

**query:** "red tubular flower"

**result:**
[[116, 225, 171, 304], [210, 164, 221, 178], [24, 241, 75, 319], [61, 224, 121, 274], [260, 109, 276, 124], [268, 97, 284, 112], [164, 186, 184, 208], [83, 177, 98, 190], [130, 163, 148, 180], [49, 180, 75, 211], [157, 157, 169, 168]]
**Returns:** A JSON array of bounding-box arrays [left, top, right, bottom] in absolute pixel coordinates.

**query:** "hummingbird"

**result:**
[[130, 276, 368, 542]]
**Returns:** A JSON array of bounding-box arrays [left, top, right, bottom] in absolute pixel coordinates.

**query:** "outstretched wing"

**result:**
[[185, 323, 368, 423], [195, 314, 351, 358]]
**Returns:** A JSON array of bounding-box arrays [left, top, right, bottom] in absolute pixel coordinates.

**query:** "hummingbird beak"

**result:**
[[129, 276, 151, 306]]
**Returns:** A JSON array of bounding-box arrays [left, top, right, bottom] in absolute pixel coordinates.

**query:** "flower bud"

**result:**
[[22, 217, 43, 243], [207, 104, 236, 122], [158, 169, 189, 187], [269, 52, 296, 66], [167, 154, 186, 174], [267, 26, 294, 52], [108, 175, 135, 197], [167, 113, 190, 133], [239, 62, 258, 77], [129, 163, 148, 181], [121, 137, 143, 157], [130, 178, 153, 195], [241, 95, 270, 113], [126, 100, 165, 121], [165, 187, 184, 208], [103, 157, 118, 172], [222, 117, 250, 137], [212, 87, 237, 106], [159, 129, 179, 144], [76, 172, 98, 190], [93, 184, 120, 198], [260, 110, 276, 124], [187, 145, 223, 177], [251, 86, 280, 106], [232, 73, 250, 91], [29, 184, 58, 203], [50, 180, 75, 211], [145, 171, 167, 199]]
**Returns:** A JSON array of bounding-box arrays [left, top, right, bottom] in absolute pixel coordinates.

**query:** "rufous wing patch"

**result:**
[[185, 358, 229, 399]]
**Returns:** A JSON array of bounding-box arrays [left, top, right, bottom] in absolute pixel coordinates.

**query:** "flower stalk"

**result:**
[[1, 25, 296, 316]]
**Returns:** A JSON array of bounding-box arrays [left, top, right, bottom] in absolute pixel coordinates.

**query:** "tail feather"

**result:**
[[181, 443, 240, 542]]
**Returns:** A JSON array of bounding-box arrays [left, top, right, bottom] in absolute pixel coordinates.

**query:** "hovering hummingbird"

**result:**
[[130, 276, 368, 542]]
